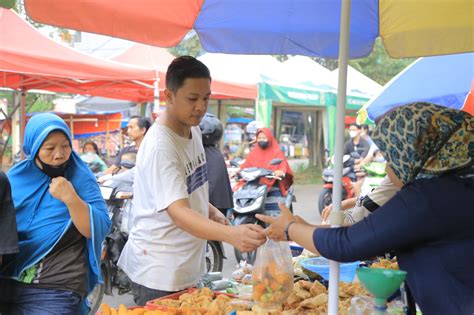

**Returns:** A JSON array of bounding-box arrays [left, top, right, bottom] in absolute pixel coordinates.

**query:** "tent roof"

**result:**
[[331, 66, 382, 97], [76, 96, 135, 114], [198, 53, 283, 85], [281, 56, 333, 86], [112, 44, 257, 99], [0, 9, 157, 102], [111, 43, 175, 72]]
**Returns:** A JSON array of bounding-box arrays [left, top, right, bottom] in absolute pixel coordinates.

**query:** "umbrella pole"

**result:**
[[328, 0, 352, 314]]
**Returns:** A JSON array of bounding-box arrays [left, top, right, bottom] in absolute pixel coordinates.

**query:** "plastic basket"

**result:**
[[300, 257, 360, 283]]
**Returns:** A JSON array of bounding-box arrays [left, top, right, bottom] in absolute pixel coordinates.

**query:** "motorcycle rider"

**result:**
[[343, 123, 370, 159], [200, 113, 234, 216], [234, 120, 263, 158], [240, 127, 294, 213]]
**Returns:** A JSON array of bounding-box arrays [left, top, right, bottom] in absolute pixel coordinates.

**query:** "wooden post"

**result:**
[[105, 115, 110, 158], [20, 90, 26, 160], [69, 115, 74, 140]]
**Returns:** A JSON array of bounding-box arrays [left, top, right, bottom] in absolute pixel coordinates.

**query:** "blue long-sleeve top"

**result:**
[[314, 177, 474, 315]]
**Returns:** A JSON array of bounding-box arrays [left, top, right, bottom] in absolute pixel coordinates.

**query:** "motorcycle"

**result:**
[[318, 152, 359, 214], [359, 161, 387, 196], [100, 171, 135, 297], [85, 171, 134, 315], [230, 158, 295, 264]]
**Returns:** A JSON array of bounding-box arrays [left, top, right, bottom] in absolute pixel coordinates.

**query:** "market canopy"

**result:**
[[0, 8, 157, 102], [359, 52, 474, 122], [112, 44, 258, 100], [24, 0, 473, 59], [330, 66, 382, 97]]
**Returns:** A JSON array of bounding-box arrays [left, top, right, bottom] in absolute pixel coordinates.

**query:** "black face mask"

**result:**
[[37, 158, 69, 178], [258, 140, 270, 149]]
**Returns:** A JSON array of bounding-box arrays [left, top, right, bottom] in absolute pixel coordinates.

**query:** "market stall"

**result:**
[[24, 1, 474, 313]]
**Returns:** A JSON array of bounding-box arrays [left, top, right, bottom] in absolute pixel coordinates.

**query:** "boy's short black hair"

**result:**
[[361, 124, 370, 131], [349, 123, 361, 129], [166, 56, 211, 93]]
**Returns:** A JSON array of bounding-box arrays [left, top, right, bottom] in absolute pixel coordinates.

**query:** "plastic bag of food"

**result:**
[[252, 239, 294, 311]]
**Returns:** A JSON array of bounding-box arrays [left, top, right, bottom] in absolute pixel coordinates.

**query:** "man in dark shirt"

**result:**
[[0, 171, 18, 265], [104, 116, 151, 174], [343, 123, 370, 158]]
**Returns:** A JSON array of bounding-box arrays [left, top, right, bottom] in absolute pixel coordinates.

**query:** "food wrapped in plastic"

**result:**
[[252, 239, 294, 311]]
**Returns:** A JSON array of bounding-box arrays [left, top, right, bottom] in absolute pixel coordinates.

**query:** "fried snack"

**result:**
[[154, 299, 181, 308], [299, 280, 312, 291], [293, 283, 312, 300], [371, 258, 399, 270], [299, 293, 328, 309], [101, 304, 111, 315], [339, 282, 368, 298], [118, 304, 128, 315], [309, 281, 326, 297]]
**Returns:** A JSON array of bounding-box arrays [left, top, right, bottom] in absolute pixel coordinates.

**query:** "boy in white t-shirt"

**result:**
[[118, 56, 266, 305]]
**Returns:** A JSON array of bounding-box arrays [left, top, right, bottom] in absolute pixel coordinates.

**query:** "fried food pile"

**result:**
[[152, 288, 250, 315], [100, 304, 165, 315], [279, 280, 368, 314], [370, 258, 398, 270]]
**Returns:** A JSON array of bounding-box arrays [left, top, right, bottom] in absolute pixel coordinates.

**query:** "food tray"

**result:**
[[146, 288, 236, 311]]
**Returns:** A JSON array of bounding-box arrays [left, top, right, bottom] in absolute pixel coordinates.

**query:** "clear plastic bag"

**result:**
[[252, 239, 294, 311]]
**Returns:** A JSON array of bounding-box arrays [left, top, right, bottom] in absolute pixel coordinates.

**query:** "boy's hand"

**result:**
[[230, 224, 266, 252]]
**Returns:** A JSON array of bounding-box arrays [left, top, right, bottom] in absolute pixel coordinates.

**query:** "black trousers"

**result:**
[[130, 281, 177, 306]]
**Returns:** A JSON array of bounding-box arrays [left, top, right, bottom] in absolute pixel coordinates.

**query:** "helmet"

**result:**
[[200, 113, 223, 147], [245, 120, 264, 142]]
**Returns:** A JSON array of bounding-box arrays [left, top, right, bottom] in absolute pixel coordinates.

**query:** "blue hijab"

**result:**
[[1, 113, 110, 298]]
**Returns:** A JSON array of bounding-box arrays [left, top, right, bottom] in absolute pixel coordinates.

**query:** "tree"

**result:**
[[168, 31, 205, 58], [349, 39, 415, 85]]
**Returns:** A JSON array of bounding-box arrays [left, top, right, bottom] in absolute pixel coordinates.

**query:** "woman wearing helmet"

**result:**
[[200, 113, 234, 215]]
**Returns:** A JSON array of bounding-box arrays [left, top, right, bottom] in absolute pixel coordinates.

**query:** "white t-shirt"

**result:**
[[118, 124, 209, 291]]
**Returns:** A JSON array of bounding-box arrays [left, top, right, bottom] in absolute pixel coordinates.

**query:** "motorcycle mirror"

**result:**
[[269, 158, 282, 165]]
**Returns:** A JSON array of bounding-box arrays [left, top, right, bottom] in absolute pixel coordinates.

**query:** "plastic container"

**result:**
[[300, 257, 360, 283], [289, 242, 304, 257]]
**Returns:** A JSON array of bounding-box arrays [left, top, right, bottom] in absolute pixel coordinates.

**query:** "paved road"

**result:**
[[102, 184, 323, 307]]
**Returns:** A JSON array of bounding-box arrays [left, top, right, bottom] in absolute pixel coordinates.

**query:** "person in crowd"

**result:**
[[321, 175, 399, 224], [104, 115, 151, 174], [118, 56, 266, 305], [239, 127, 294, 213], [259, 103, 474, 314], [0, 113, 111, 314], [81, 140, 107, 173], [0, 171, 18, 266], [200, 113, 234, 216], [343, 123, 370, 159], [358, 124, 384, 166]]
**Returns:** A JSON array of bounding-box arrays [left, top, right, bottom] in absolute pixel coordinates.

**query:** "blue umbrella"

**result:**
[[361, 53, 474, 121]]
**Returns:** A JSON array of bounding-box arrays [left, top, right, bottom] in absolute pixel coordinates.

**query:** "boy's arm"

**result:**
[[167, 199, 265, 252]]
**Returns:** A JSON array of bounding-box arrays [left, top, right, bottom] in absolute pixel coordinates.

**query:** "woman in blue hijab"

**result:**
[[0, 113, 111, 314]]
